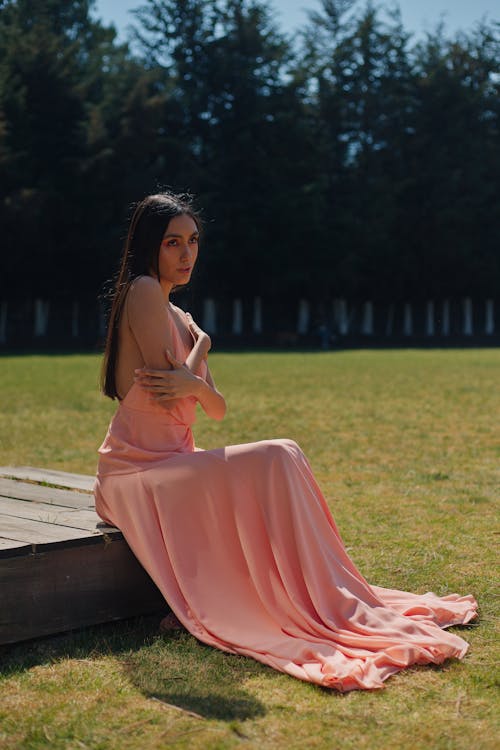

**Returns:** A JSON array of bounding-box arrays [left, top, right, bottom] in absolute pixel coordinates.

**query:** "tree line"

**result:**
[[0, 0, 499, 316]]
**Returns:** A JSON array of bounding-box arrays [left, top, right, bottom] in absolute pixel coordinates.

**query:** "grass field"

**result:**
[[0, 349, 499, 749]]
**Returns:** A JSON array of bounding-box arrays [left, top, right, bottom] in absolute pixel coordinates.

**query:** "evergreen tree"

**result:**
[[0, 0, 498, 334], [407, 21, 500, 298]]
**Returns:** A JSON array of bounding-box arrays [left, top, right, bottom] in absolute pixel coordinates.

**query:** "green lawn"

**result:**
[[1, 349, 499, 749]]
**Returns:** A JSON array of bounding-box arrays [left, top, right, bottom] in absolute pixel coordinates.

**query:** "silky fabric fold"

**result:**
[[94, 313, 477, 691]]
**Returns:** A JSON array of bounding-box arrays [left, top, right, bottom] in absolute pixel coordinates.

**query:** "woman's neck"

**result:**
[[158, 277, 173, 302]]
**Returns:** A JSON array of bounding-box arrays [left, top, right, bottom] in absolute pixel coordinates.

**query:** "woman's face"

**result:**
[[156, 213, 199, 290]]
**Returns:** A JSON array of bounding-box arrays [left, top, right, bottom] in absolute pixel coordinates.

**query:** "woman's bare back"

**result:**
[[115, 303, 144, 401], [115, 281, 193, 401]]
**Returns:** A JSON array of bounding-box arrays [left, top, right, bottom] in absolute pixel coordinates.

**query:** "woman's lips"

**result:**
[[178, 267, 192, 273]]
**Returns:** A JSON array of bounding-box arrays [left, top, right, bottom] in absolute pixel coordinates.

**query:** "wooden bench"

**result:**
[[0, 466, 166, 645]]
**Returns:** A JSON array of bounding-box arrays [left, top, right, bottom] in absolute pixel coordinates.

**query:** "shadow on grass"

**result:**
[[3, 610, 479, 723], [0, 613, 268, 721], [122, 627, 269, 721], [0, 613, 164, 674]]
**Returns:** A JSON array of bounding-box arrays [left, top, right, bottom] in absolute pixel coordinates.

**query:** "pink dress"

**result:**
[[94, 315, 477, 692]]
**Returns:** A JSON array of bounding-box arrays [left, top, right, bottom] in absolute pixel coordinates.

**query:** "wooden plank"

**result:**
[[0, 539, 166, 644], [0, 514, 101, 547], [0, 478, 94, 509], [0, 467, 169, 644], [0, 496, 119, 534], [0, 466, 94, 492], [0, 538, 31, 554]]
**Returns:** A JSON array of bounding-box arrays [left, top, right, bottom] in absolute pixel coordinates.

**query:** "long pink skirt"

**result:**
[[94, 382, 477, 692]]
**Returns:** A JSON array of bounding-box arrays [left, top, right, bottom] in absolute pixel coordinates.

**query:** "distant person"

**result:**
[[94, 191, 477, 692]]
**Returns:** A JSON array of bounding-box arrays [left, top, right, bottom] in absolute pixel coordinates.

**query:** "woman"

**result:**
[[94, 191, 477, 692]]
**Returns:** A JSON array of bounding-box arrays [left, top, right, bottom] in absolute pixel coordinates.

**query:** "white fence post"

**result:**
[[485, 299, 494, 335], [426, 300, 435, 336], [361, 301, 373, 335], [252, 297, 262, 334], [297, 299, 309, 335], [441, 299, 450, 336], [334, 298, 349, 335], [34, 299, 49, 337], [385, 304, 394, 336], [403, 303, 413, 336], [203, 298, 217, 334], [232, 299, 243, 335], [463, 297, 473, 335]]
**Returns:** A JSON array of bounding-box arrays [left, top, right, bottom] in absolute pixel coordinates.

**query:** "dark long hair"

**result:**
[[101, 191, 201, 399]]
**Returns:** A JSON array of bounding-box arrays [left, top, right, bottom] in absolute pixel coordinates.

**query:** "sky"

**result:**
[[93, 0, 499, 42]]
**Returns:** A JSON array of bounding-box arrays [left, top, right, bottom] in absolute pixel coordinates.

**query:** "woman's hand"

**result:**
[[134, 349, 202, 408], [186, 312, 211, 359]]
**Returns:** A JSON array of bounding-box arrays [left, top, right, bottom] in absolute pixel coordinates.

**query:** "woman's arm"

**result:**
[[136, 349, 226, 421], [163, 350, 227, 421], [126, 277, 205, 409], [130, 296, 226, 420], [184, 312, 211, 374], [194, 376, 226, 421]]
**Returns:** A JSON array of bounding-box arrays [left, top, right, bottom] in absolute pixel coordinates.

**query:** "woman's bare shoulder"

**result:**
[[122, 276, 173, 368], [127, 275, 165, 310], [129, 274, 162, 296]]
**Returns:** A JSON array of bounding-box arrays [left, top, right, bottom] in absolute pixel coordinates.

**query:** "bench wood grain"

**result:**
[[0, 467, 166, 644]]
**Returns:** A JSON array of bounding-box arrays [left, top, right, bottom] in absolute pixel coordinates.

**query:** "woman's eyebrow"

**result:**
[[163, 232, 199, 238]]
